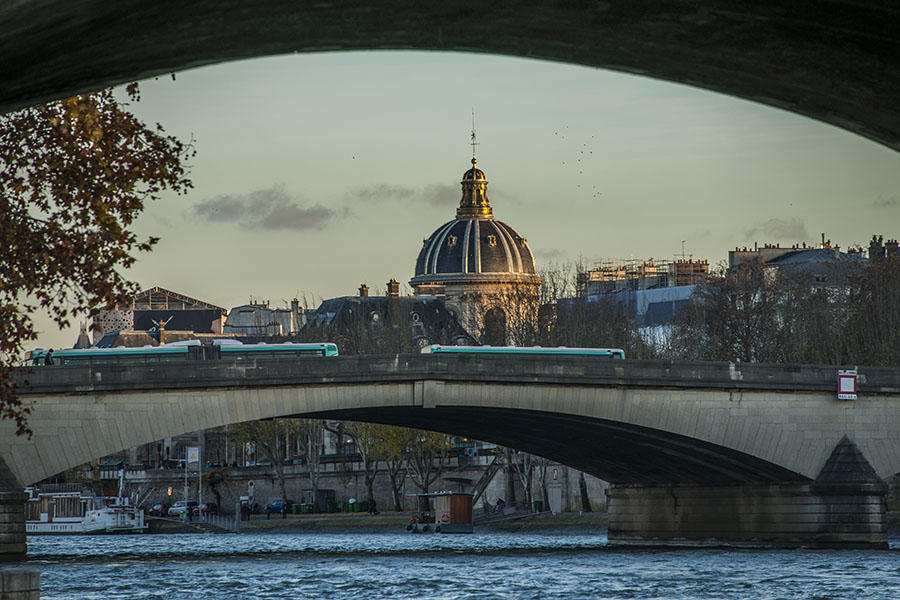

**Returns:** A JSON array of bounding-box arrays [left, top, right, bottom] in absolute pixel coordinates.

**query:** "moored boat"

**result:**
[[406, 491, 473, 534], [25, 483, 145, 535]]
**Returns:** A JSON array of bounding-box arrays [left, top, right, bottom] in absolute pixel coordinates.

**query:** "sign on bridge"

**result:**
[[838, 369, 857, 400]]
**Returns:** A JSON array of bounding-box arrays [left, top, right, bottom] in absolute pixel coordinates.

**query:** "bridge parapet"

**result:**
[[13, 356, 900, 396]]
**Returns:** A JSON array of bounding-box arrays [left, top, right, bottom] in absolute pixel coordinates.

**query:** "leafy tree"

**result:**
[[0, 85, 193, 435]]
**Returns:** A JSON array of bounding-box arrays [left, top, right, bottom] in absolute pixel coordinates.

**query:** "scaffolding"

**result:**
[[578, 258, 709, 295]]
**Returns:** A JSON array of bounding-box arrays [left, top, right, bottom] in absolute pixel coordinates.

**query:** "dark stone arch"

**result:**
[[0, 2, 898, 151], [311, 406, 804, 485]]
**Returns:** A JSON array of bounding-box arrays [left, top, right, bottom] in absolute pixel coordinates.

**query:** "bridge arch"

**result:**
[[6, 355, 900, 487], [0, 2, 898, 151], [5, 381, 806, 487]]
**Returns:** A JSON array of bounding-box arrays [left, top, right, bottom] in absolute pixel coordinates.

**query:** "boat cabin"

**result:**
[[407, 491, 473, 533]]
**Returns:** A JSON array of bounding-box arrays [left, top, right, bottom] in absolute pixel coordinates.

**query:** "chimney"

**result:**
[[387, 279, 400, 324], [358, 284, 369, 297], [869, 235, 885, 261], [886, 239, 899, 258], [387, 279, 400, 298], [290, 298, 300, 333]]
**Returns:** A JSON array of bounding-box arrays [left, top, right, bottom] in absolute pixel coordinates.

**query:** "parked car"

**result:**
[[147, 502, 171, 517], [167, 500, 198, 517], [193, 502, 219, 516], [264, 499, 294, 515]]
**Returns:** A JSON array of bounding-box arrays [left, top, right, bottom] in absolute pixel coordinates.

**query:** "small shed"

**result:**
[[409, 492, 473, 533]]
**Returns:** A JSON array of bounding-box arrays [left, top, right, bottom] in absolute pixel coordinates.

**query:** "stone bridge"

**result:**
[[2, 355, 899, 556], [1, 1, 898, 151]]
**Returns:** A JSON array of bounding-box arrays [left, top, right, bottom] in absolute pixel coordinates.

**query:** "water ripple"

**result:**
[[18, 533, 900, 600]]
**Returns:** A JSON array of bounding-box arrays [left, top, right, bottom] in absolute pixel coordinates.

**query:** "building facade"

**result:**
[[91, 286, 227, 344]]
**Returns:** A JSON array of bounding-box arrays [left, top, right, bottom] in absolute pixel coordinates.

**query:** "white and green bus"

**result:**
[[420, 345, 625, 359], [29, 340, 339, 366]]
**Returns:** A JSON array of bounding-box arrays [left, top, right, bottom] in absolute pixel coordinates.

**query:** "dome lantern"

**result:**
[[457, 157, 492, 219]]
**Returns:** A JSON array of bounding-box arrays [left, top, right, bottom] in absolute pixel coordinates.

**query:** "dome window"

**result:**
[[410, 311, 421, 322], [487, 235, 497, 247], [447, 235, 457, 247]]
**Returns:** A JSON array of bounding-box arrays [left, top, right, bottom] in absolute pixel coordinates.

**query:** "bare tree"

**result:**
[[296, 419, 325, 511], [230, 419, 297, 503], [406, 429, 454, 496]]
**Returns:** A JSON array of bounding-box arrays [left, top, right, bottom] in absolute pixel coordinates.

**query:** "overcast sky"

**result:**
[[30, 51, 900, 350]]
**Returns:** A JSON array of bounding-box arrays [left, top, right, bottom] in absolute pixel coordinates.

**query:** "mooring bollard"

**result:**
[[0, 568, 40, 599]]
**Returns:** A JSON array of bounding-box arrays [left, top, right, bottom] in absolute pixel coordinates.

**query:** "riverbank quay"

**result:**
[[155, 511, 609, 535], [148, 510, 900, 540]]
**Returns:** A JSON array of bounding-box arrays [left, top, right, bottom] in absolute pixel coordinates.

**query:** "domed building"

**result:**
[[410, 155, 541, 344]]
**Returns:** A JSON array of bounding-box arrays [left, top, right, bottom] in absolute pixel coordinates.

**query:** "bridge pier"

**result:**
[[0, 458, 26, 562], [0, 492, 26, 562], [608, 438, 888, 548]]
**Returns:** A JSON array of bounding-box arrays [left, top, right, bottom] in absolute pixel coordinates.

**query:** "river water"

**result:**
[[22, 532, 900, 599]]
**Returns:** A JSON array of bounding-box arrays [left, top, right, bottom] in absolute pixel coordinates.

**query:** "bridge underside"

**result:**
[[315, 407, 887, 548], [316, 406, 803, 486], [0, 1, 898, 151]]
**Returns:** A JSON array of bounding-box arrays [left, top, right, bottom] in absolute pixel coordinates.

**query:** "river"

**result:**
[[22, 533, 900, 599]]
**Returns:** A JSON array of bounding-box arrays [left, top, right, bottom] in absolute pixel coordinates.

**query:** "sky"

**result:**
[[30, 50, 900, 351]]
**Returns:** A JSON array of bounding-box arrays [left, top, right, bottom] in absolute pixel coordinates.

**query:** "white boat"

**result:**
[[25, 475, 145, 535]]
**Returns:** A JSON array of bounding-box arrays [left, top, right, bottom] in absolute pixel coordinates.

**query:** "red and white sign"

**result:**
[[838, 370, 857, 400]]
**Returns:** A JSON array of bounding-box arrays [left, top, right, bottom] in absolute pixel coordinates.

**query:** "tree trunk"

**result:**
[[364, 460, 378, 506], [387, 459, 407, 511], [505, 448, 518, 509]]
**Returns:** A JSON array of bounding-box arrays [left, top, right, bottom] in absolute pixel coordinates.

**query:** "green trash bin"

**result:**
[[301, 503, 311, 514], [290, 503, 299, 514], [335, 501, 343, 512], [532, 500, 544, 512]]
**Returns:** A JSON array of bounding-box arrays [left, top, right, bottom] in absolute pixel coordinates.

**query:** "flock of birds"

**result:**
[[554, 126, 604, 200]]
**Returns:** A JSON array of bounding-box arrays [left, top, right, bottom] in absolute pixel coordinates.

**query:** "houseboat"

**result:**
[[406, 491, 473, 533], [25, 485, 145, 535]]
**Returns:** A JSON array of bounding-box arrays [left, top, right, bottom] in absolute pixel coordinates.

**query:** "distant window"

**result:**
[[487, 235, 497, 247], [447, 235, 457, 247], [410, 312, 421, 322]]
